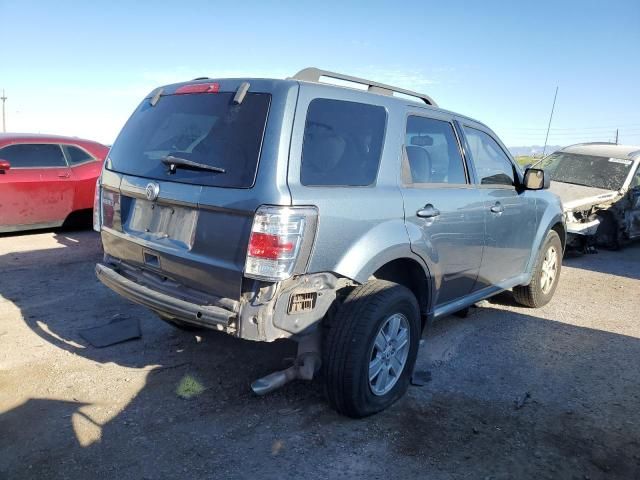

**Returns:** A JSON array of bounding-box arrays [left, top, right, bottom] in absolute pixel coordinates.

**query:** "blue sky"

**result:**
[[1, 0, 639, 147]]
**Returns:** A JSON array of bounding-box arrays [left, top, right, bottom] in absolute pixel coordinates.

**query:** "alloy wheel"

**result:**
[[368, 313, 411, 396]]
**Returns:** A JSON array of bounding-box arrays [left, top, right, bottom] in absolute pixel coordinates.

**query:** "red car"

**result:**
[[0, 133, 108, 233]]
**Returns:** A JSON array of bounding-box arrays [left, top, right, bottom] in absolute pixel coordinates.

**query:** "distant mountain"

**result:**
[[508, 145, 562, 157]]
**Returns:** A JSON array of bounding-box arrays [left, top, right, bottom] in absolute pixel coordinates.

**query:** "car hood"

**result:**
[[549, 181, 620, 211]]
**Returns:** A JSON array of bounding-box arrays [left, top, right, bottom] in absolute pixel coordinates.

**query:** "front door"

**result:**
[[0, 143, 73, 228], [460, 125, 536, 288], [400, 114, 485, 307]]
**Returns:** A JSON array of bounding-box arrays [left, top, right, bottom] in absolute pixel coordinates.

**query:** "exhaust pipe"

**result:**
[[251, 332, 321, 396]]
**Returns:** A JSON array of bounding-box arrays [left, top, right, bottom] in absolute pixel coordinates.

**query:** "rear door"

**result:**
[[400, 114, 485, 307], [0, 143, 73, 227], [460, 124, 537, 287]]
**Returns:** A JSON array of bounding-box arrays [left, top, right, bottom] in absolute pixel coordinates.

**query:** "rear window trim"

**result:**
[[300, 97, 388, 188], [106, 91, 272, 190]]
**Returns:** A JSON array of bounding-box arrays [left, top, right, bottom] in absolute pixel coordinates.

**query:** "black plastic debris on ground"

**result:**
[[514, 391, 531, 410], [79, 316, 141, 348], [410, 370, 432, 386]]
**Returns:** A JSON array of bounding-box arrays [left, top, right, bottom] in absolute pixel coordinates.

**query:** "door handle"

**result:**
[[490, 202, 504, 214], [417, 204, 440, 219], [58, 172, 71, 178]]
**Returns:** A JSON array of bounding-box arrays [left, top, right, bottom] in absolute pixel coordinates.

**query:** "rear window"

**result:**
[[107, 92, 271, 188], [301, 99, 386, 186]]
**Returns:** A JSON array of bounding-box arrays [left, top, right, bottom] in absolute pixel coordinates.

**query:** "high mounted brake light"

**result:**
[[244, 206, 318, 281], [175, 82, 220, 94]]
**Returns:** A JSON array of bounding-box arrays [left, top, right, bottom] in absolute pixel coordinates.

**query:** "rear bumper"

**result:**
[[95, 263, 236, 331]]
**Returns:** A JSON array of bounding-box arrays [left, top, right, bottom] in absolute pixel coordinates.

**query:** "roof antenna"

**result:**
[[541, 86, 558, 158]]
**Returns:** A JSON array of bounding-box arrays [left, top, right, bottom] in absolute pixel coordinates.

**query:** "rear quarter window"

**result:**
[[300, 99, 386, 186], [64, 145, 94, 165]]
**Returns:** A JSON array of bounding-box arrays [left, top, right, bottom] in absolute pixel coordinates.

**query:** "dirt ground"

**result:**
[[0, 229, 639, 480]]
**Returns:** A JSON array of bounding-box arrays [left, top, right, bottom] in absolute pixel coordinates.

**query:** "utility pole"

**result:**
[[615, 129, 619, 144], [542, 86, 558, 158], [1, 89, 6, 133]]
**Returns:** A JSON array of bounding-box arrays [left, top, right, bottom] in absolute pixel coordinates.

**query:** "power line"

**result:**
[[1, 89, 6, 133], [503, 127, 640, 136], [502, 124, 640, 132]]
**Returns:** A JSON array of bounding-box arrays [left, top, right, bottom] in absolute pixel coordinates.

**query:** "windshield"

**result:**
[[536, 152, 633, 191], [107, 92, 271, 188]]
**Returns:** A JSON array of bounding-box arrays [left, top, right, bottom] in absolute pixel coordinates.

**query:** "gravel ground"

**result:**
[[0, 229, 639, 479]]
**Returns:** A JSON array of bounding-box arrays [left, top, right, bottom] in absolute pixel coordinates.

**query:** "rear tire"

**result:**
[[323, 280, 420, 418], [513, 230, 562, 308]]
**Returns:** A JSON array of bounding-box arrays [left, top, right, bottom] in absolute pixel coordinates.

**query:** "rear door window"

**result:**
[[404, 116, 467, 185], [0, 144, 67, 168], [301, 99, 386, 186], [106, 92, 271, 188], [463, 127, 515, 186]]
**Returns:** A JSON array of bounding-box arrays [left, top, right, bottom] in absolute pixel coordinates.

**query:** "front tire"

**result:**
[[595, 212, 620, 250], [323, 280, 420, 418], [513, 230, 562, 308]]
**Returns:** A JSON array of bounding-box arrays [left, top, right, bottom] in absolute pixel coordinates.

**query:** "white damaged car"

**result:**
[[535, 143, 640, 250]]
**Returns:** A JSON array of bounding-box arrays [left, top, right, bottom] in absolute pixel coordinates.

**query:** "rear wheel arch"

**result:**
[[371, 258, 431, 327]]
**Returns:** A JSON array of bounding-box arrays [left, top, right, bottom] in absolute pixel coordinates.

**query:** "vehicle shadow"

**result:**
[[563, 242, 640, 280], [1, 232, 639, 479]]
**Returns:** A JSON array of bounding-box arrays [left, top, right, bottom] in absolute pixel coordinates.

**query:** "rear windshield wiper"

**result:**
[[161, 155, 226, 174]]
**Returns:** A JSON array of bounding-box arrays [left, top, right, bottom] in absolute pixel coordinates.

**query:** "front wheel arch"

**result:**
[[551, 221, 566, 252]]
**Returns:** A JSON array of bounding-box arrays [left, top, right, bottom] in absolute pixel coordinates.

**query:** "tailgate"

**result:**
[[101, 174, 254, 300], [99, 79, 298, 300]]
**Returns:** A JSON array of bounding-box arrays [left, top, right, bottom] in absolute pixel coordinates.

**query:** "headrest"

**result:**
[[410, 135, 433, 147]]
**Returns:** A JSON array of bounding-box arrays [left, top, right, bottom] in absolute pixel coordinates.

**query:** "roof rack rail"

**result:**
[[290, 67, 437, 107]]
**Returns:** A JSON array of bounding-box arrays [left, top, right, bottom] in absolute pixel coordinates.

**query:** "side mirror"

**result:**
[[523, 168, 550, 190], [0, 159, 10, 173]]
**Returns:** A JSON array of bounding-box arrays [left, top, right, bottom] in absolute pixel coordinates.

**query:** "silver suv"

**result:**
[[95, 68, 565, 417]]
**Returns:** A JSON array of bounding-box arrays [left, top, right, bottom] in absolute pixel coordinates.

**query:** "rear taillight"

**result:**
[[92, 178, 101, 232], [101, 189, 121, 231], [244, 206, 318, 281]]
